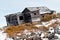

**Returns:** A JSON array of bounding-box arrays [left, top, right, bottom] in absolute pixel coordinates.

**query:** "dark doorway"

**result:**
[[19, 16, 23, 20], [24, 13, 32, 23]]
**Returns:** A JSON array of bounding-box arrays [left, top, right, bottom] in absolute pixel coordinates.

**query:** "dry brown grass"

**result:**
[[4, 23, 38, 37], [42, 14, 56, 22], [42, 14, 52, 21], [57, 13, 60, 18]]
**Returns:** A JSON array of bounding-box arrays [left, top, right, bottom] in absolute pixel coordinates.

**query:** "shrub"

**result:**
[[42, 14, 52, 21]]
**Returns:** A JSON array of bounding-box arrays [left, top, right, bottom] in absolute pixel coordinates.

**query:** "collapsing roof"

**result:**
[[5, 6, 56, 26], [5, 12, 22, 17], [5, 6, 56, 17], [26, 6, 50, 11], [22, 6, 56, 14]]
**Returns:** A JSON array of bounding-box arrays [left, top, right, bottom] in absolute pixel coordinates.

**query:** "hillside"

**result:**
[[4, 18, 60, 39], [1, 13, 60, 40], [57, 13, 60, 18]]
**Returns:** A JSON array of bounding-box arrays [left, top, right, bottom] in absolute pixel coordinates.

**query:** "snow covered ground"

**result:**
[[35, 18, 59, 28], [0, 30, 13, 40], [0, 30, 7, 40], [0, 18, 60, 40]]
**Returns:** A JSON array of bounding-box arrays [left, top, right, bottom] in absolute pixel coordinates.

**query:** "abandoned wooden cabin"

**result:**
[[5, 7, 56, 26]]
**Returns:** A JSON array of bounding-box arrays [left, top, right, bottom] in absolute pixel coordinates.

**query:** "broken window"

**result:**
[[19, 16, 23, 20], [34, 13, 36, 15], [13, 21, 18, 26], [10, 20, 18, 26], [41, 14, 44, 17], [24, 13, 32, 23], [11, 15, 17, 21]]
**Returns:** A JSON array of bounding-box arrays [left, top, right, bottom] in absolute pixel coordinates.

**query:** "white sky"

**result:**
[[0, 0, 60, 28]]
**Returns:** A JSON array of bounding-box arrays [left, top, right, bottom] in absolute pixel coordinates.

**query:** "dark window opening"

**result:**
[[14, 21, 18, 26], [34, 13, 36, 15], [11, 16, 17, 20], [42, 15, 44, 17], [41, 14, 44, 17], [10, 20, 18, 26], [19, 16, 23, 20], [51, 11, 54, 14], [24, 13, 32, 23]]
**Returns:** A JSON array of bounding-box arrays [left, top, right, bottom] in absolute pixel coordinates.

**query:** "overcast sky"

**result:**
[[0, 0, 60, 28]]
